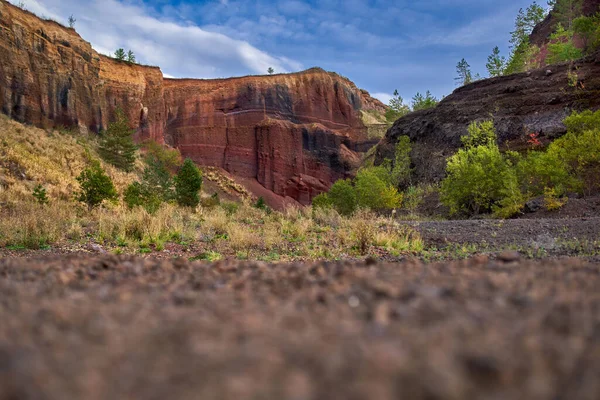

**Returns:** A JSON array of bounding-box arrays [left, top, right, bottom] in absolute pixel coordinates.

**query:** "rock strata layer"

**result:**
[[0, 1, 385, 205]]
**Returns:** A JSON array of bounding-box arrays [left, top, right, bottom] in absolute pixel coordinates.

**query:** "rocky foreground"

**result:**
[[1, 255, 599, 399]]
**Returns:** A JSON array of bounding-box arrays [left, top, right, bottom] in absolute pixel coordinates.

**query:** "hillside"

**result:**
[[0, 0, 386, 206]]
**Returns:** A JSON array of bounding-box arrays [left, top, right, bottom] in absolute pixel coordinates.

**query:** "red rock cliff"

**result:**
[[0, 0, 386, 205]]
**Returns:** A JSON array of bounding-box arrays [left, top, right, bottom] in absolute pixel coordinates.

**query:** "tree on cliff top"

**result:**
[[455, 58, 473, 86], [486, 46, 507, 77], [268, 67, 274, 74], [385, 90, 410, 123], [127, 50, 136, 64], [68, 15, 76, 28], [411, 91, 438, 111], [114, 48, 126, 61], [99, 108, 137, 172], [552, 0, 583, 30]]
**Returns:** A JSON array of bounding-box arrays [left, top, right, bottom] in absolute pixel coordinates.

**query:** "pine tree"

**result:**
[[98, 108, 137, 172], [114, 48, 126, 61], [175, 159, 203, 208], [486, 46, 507, 77], [553, 0, 583, 30], [385, 90, 411, 122], [455, 58, 473, 86], [68, 15, 76, 29], [127, 50, 136, 63], [411, 90, 438, 111], [75, 161, 118, 210], [267, 67, 274, 74]]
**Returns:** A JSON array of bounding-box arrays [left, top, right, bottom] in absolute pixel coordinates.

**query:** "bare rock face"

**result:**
[[374, 52, 600, 184], [0, 1, 385, 205]]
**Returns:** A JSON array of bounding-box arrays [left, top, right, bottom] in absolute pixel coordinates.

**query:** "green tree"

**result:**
[[455, 58, 473, 86], [505, 2, 547, 74], [328, 179, 357, 216], [553, 0, 583, 30], [114, 48, 126, 61], [390, 135, 413, 188], [99, 108, 137, 172], [411, 91, 438, 111], [127, 50, 136, 63], [486, 46, 507, 77], [461, 120, 497, 148], [546, 24, 583, 64], [268, 67, 274, 74], [386, 90, 411, 123], [510, 2, 547, 48], [142, 158, 175, 202], [174, 159, 203, 208], [75, 161, 118, 210], [68, 15, 76, 28], [573, 14, 600, 53], [142, 140, 182, 171], [32, 184, 49, 205]]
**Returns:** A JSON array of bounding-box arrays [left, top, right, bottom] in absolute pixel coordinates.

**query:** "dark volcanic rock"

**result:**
[[374, 52, 600, 183]]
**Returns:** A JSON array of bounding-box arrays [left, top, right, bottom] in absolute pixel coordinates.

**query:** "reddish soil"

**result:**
[[1, 255, 599, 399]]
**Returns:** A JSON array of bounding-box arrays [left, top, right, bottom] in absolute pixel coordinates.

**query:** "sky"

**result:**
[[12, 0, 548, 105]]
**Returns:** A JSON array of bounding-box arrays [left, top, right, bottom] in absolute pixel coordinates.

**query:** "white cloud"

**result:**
[[372, 92, 392, 105], [9, 0, 302, 78]]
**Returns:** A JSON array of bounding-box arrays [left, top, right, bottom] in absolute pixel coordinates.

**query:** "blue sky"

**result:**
[[15, 0, 547, 104]]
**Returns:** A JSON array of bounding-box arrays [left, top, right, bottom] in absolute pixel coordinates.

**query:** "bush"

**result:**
[[99, 108, 137, 172], [142, 158, 175, 202], [32, 184, 49, 205], [142, 140, 182, 171], [441, 121, 523, 216], [312, 193, 332, 210], [75, 161, 118, 210], [124, 182, 162, 214], [355, 168, 403, 211], [328, 179, 357, 216], [175, 159, 202, 208]]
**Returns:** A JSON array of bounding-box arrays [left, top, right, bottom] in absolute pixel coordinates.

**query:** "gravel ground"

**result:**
[[1, 254, 599, 399]]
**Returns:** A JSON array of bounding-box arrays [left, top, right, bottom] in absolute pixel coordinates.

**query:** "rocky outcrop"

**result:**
[[374, 52, 600, 184], [0, 0, 385, 205]]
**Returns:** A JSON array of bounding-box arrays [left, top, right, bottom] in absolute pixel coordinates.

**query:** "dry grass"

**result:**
[[0, 116, 425, 260]]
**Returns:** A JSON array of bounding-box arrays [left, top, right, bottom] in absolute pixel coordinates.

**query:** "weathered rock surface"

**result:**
[[0, 1, 385, 205], [374, 52, 600, 183]]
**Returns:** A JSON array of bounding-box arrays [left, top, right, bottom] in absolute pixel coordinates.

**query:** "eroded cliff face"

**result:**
[[375, 52, 600, 184], [0, 0, 386, 205], [163, 72, 384, 204]]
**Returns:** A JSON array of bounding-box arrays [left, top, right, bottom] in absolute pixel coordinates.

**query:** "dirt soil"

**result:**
[[409, 217, 600, 254], [1, 254, 599, 400]]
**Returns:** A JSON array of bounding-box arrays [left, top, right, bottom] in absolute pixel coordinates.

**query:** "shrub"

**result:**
[[142, 140, 182, 171], [355, 168, 403, 211], [328, 179, 357, 216], [175, 159, 202, 208], [123, 181, 162, 214], [142, 158, 175, 202], [312, 193, 332, 210], [99, 108, 137, 172], [441, 121, 523, 216], [403, 186, 425, 214], [346, 210, 376, 255], [32, 184, 49, 205], [75, 161, 118, 210]]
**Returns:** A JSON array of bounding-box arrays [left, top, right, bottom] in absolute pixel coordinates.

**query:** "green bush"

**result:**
[[441, 121, 523, 216], [75, 161, 118, 210], [355, 168, 403, 211], [312, 193, 332, 210], [123, 182, 162, 214], [175, 159, 203, 208], [32, 184, 49, 205], [328, 179, 357, 216]]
